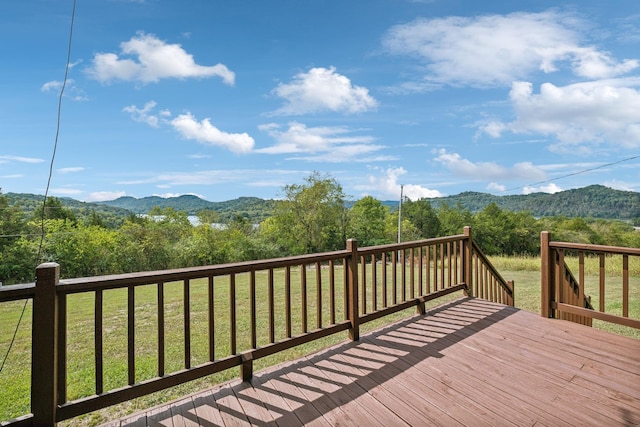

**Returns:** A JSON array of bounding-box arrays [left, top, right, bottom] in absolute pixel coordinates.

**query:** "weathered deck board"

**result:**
[[103, 297, 640, 427]]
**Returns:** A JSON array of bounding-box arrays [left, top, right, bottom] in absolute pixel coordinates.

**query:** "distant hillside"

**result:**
[[7, 185, 639, 225], [422, 185, 640, 220], [98, 195, 278, 223], [6, 192, 134, 227]]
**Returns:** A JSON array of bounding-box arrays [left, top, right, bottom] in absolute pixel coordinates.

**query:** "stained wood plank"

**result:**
[[212, 383, 251, 427], [168, 397, 199, 427], [102, 297, 640, 427], [192, 390, 225, 427]]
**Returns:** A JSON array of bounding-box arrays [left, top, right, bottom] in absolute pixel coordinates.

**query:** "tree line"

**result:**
[[1, 173, 638, 285]]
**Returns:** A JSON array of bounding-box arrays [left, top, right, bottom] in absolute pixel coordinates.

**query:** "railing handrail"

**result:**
[[1, 227, 514, 426], [549, 240, 640, 256], [57, 249, 351, 293], [0, 283, 35, 302]]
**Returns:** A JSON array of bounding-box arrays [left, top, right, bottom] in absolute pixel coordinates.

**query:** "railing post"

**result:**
[[541, 231, 553, 318], [346, 239, 359, 341], [32, 262, 61, 426], [462, 226, 473, 297]]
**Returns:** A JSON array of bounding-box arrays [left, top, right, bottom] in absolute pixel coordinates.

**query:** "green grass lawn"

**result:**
[[0, 256, 638, 426]]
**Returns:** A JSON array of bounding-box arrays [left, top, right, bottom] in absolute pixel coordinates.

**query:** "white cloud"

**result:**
[[487, 182, 506, 192], [41, 79, 88, 101], [0, 155, 44, 164], [123, 101, 162, 127], [433, 149, 547, 181], [123, 102, 253, 154], [170, 113, 255, 153], [271, 67, 377, 115], [153, 192, 204, 199], [522, 183, 563, 194], [86, 32, 235, 84], [87, 191, 126, 202], [58, 167, 85, 174], [481, 80, 640, 152], [383, 10, 639, 88], [257, 122, 385, 162], [358, 167, 444, 200]]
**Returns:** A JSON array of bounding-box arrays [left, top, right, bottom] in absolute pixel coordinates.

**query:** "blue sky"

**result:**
[[1, 0, 639, 202]]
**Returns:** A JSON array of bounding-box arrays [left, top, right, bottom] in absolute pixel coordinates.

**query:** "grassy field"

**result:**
[[0, 255, 638, 425]]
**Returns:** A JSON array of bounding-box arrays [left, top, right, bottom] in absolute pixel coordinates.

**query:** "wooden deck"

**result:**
[[102, 297, 640, 427]]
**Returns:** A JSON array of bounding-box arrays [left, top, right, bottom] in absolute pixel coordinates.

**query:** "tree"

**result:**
[[347, 196, 389, 246], [196, 209, 221, 226], [437, 203, 474, 236], [0, 190, 33, 284], [266, 172, 348, 254], [0, 190, 26, 253], [32, 197, 77, 224], [402, 198, 440, 238]]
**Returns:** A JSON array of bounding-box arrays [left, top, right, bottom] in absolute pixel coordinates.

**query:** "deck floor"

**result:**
[[102, 297, 640, 427]]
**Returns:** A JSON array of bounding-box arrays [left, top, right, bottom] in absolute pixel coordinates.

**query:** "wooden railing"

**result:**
[[541, 231, 640, 329], [0, 227, 513, 426]]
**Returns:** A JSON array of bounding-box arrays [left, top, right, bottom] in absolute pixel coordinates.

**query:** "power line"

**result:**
[[498, 154, 640, 194], [0, 0, 77, 376]]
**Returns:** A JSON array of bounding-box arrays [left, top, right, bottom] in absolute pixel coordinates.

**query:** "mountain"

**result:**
[[6, 192, 134, 227], [6, 185, 639, 224], [421, 185, 640, 220]]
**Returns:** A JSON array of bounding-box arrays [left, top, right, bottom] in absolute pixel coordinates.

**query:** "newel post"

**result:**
[[540, 231, 553, 318], [346, 239, 359, 341], [32, 262, 61, 426], [462, 226, 473, 297]]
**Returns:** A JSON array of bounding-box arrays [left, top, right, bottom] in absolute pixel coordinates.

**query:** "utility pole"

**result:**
[[397, 184, 403, 243]]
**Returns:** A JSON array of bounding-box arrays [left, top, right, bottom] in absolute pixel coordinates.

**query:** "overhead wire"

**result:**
[[0, 0, 78, 376], [497, 154, 640, 194]]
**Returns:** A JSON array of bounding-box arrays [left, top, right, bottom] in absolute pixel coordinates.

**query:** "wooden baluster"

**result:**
[[268, 269, 275, 343], [95, 289, 103, 395], [285, 266, 292, 338], [447, 241, 452, 289], [184, 279, 191, 369], [128, 285, 135, 385], [410, 247, 415, 300], [382, 252, 388, 308], [426, 245, 431, 294], [623, 255, 629, 318], [329, 259, 336, 325], [230, 274, 237, 355], [158, 282, 165, 374], [371, 254, 377, 312], [361, 256, 367, 314], [316, 262, 322, 329], [392, 250, 397, 305], [418, 246, 424, 296], [301, 264, 308, 334], [207, 277, 214, 362], [599, 253, 605, 313], [250, 271, 257, 349]]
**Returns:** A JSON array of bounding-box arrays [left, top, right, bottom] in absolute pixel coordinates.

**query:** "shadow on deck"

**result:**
[[103, 297, 640, 427]]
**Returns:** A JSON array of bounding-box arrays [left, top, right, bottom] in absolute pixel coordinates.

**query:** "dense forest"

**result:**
[[1, 175, 639, 285]]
